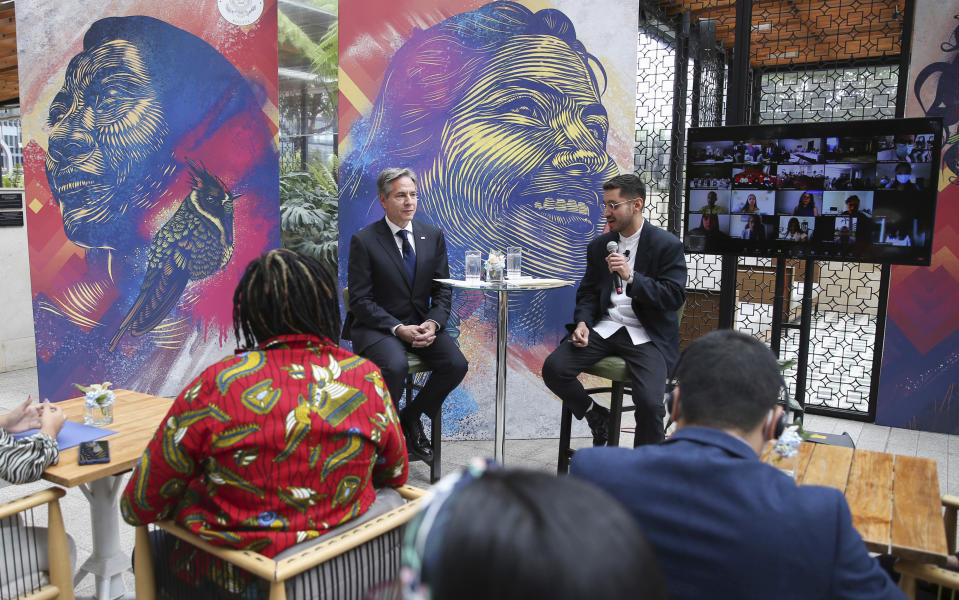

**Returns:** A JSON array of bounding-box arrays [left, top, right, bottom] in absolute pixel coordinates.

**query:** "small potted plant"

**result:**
[[75, 382, 115, 426], [486, 250, 506, 283]]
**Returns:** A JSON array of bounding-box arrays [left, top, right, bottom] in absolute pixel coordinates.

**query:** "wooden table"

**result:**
[[763, 442, 949, 565], [43, 389, 174, 600]]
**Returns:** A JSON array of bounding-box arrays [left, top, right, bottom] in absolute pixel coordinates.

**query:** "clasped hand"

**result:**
[[606, 252, 631, 281], [0, 396, 66, 437], [397, 321, 438, 348]]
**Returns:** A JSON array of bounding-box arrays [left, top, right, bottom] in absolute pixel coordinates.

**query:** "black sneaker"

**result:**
[[584, 404, 610, 447]]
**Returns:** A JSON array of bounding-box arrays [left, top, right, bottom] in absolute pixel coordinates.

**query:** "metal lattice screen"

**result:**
[[748, 0, 904, 415], [643, 0, 907, 417], [636, 5, 729, 347], [757, 65, 899, 124], [636, 11, 681, 230]]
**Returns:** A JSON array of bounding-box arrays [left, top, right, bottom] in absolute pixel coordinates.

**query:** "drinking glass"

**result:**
[[506, 246, 522, 279], [465, 250, 482, 281]]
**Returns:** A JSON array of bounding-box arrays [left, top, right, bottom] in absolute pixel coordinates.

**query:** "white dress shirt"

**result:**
[[384, 217, 416, 255], [592, 223, 651, 346]]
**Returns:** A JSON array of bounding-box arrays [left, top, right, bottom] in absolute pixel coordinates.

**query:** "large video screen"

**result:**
[[684, 117, 942, 265]]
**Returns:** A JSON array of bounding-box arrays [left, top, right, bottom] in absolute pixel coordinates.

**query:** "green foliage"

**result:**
[[280, 156, 338, 269], [312, 21, 338, 83], [276, 0, 339, 270], [2, 166, 23, 188], [277, 3, 338, 127]]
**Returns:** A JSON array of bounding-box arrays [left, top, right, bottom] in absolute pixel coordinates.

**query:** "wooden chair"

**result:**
[[557, 306, 683, 474], [0, 487, 74, 600], [895, 494, 959, 599], [134, 485, 426, 600], [343, 287, 442, 483]]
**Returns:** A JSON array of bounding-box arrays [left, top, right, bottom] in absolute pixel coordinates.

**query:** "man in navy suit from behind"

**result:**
[[571, 330, 903, 600], [343, 168, 468, 464]]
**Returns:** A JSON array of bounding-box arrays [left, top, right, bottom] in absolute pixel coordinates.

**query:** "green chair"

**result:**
[[557, 305, 683, 474], [343, 288, 442, 483]]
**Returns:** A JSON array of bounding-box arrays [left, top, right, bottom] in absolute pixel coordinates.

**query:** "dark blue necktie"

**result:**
[[398, 230, 416, 283]]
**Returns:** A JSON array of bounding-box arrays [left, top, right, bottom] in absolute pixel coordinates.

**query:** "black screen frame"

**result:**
[[684, 117, 943, 265]]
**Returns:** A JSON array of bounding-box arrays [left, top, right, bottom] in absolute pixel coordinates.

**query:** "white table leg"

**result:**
[[494, 289, 508, 463], [74, 476, 128, 600]]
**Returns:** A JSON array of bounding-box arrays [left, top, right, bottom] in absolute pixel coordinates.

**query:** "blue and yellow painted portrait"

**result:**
[[339, 0, 637, 438]]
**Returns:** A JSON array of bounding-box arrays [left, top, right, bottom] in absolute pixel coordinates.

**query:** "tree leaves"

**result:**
[[279, 159, 338, 269]]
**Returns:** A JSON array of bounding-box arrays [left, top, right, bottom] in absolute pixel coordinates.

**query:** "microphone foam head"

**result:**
[[606, 241, 618, 253]]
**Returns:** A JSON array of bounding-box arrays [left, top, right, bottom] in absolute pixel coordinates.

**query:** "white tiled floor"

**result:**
[[0, 365, 955, 598]]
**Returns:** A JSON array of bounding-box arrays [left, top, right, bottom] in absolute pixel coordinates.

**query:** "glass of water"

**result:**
[[506, 246, 522, 278], [465, 250, 482, 281]]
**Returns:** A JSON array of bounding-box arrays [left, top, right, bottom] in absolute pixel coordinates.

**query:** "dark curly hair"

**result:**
[[232, 249, 341, 350]]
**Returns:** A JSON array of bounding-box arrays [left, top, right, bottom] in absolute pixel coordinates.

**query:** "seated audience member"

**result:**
[[738, 193, 760, 214], [783, 217, 808, 242], [571, 330, 903, 600], [886, 162, 921, 191], [741, 214, 766, 241], [0, 396, 65, 484], [121, 250, 408, 593], [792, 192, 819, 217], [700, 190, 722, 215], [401, 461, 667, 600], [0, 397, 73, 592], [690, 213, 728, 239]]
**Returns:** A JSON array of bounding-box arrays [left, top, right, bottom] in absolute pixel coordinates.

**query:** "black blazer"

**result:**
[[343, 218, 452, 354], [572, 223, 687, 372]]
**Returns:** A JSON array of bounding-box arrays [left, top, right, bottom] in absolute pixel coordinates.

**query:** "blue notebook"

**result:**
[[12, 421, 117, 451]]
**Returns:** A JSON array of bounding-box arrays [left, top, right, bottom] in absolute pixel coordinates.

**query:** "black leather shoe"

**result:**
[[584, 404, 610, 447], [400, 410, 434, 464]]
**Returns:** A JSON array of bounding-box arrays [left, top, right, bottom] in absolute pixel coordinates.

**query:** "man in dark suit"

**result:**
[[343, 168, 468, 463], [542, 174, 686, 446], [571, 330, 903, 600]]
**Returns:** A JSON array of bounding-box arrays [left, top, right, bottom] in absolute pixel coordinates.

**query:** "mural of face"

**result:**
[[422, 35, 618, 280], [46, 39, 173, 250]]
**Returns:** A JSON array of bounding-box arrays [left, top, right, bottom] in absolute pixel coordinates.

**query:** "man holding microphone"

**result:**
[[542, 174, 687, 447]]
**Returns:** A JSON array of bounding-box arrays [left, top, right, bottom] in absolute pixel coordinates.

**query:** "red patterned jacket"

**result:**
[[121, 334, 408, 557]]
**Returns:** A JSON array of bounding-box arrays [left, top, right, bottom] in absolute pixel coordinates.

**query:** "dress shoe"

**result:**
[[584, 404, 610, 447], [400, 410, 434, 464]]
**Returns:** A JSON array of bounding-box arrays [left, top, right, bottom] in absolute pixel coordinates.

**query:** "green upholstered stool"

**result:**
[[557, 305, 684, 474], [343, 288, 442, 483], [557, 356, 632, 474]]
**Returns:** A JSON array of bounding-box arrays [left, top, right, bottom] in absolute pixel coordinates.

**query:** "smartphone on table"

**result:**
[[78, 440, 111, 465]]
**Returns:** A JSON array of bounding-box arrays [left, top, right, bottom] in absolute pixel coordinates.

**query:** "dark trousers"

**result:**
[[361, 332, 468, 419], [542, 327, 668, 446]]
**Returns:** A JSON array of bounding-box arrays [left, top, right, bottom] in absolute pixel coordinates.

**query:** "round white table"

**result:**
[[435, 277, 571, 463]]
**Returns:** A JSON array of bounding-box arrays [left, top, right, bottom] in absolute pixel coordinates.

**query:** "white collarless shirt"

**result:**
[[592, 224, 651, 346]]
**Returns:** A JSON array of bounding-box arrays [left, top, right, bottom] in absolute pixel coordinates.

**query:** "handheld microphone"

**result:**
[[606, 241, 624, 294]]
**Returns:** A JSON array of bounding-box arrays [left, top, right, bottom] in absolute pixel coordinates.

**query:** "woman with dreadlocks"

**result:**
[[121, 249, 408, 597]]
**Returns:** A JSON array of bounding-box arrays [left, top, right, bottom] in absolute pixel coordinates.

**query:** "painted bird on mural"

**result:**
[[109, 160, 240, 351]]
